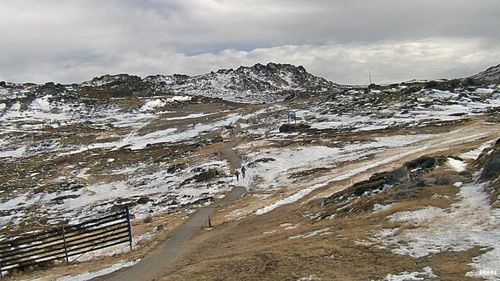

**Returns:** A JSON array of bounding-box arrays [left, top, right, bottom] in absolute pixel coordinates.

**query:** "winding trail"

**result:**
[[96, 128, 246, 281]]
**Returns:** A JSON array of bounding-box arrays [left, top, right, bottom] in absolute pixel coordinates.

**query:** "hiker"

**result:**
[[241, 166, 246, 178], [235, 170, 240, 181]]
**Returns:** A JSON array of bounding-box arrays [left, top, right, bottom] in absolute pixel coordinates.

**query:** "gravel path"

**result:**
[[95, 128, 246, 281]]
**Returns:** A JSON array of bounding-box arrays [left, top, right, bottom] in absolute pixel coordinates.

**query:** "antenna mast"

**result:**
[[369, 66, 372, 85]]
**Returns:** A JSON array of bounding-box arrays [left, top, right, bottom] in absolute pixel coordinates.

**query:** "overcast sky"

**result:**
[[1, 0, 500, 84]]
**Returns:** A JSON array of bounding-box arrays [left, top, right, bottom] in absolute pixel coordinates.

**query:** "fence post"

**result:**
[[61, 225, 69, 264], [0, 262, 3, 278], [125, 206, 133, 251]]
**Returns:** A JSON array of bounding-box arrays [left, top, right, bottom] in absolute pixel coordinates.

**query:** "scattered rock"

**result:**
[[414, 177, 437, 187], [436, 174, 466, 185], [156, 224, 165, 232], [279, 123, 310, 133], [136, 197, 151, 205], [50, 194, 81, 204], [481, 149, 500, 181], [167, 163, 186, 174], [386, 166, 410, 185], [143, 216, 153, 224], [289, 167, 330, 179], [407, 156, 444, 172], [279, 123, 292, 133], [247, 157, 276, 168], [193, 169, 219, 182]]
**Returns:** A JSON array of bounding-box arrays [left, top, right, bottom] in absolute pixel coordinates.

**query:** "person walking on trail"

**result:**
[[241, 166, 246, 178], [235, 170, 240, 181]]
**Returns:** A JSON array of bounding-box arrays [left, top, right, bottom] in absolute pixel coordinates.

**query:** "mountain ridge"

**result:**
[[470, 63, 500, 82], [1, 62, 499, 104], [87, 62, 340, 103]]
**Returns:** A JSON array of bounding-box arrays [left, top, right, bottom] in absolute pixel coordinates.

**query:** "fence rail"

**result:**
[[0, 206, 133, 277]]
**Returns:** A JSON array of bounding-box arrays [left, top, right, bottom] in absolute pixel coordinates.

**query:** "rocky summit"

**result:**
[[471, 63, 500, 83], [72, 62, 338, 103]]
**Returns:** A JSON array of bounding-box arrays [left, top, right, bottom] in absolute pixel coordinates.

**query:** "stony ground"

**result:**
[[0, 81, 499, 280]]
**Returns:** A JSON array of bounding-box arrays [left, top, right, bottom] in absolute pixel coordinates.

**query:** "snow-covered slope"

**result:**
[[143, 63, 338, 103], [0, 63, 498, 235], [79, 63, 340, 103], [471, 64, 500, 83]]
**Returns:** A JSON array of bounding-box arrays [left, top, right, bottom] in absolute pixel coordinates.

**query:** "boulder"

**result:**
[[481, 149, 500, 181], [156, 224, 165, 232], [386, 166, 410, 185], [136, 197, 151, 205], [247, 157, 276, 168], [279, 123, 292, 133], [436, 174, 466, 185], [193, 169, 219, 182], [414, 177, 437, 187], [407, 156, 442, 171], [167, 163, 186, 174]]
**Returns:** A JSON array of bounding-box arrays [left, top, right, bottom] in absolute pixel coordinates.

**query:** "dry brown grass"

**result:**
[[155, 154, 488, 281]]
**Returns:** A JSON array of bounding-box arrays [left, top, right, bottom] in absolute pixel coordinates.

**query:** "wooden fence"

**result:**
[[0, 206, 133, 277]]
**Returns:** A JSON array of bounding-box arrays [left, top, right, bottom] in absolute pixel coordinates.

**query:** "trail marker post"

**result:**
[[125, 206, 133, 251], [288, 111, 296, 124]]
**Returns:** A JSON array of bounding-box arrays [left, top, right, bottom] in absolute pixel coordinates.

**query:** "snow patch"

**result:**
[[447, 158, 467, 172], [166, 95, 192, 102], [383, 266, 437, 281], [373, 203, 395, 212], [460, 141, 494, 160], [0, 146, 26, 158], [388, 206, 446, 224], [141, 99, 165, 111], [371, 182, 500, 280], [255, 145, 433, 215], [56, 259, 139, 281], [289, 228, 331, 239], [31, 96, 52, 112], [297, 275, 322, 281]]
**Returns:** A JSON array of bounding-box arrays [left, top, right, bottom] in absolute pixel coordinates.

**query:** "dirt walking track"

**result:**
[[95, 130, 246, 281]]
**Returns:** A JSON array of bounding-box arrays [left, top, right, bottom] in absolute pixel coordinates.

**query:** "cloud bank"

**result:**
[[1, 0, 499, 84]]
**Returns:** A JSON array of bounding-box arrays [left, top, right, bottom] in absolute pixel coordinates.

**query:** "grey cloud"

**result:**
[[0, 0, 499, 84]]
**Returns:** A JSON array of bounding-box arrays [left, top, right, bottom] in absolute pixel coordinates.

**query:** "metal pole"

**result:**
[[61, 225, 69, 264], [125, 206, 133, 251]]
